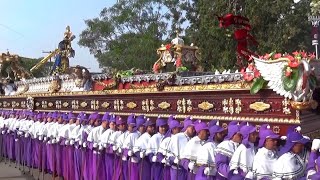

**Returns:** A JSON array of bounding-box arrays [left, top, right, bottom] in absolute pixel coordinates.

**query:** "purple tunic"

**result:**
[[215, 153, 231, 180]]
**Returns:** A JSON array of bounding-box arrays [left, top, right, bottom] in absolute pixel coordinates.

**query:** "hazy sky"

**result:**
[[0, 0, 116, 72]]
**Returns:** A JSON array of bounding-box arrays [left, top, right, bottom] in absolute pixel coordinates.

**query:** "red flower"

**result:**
[[288, 60, 299, 68], [263, 53, 271, 59], [153, 63, 160, 73], [175, 57, 182, 67], [309, 52, 316, 60], [300, 51, 307, 58], [165, 44, 172, 51], [285, 71, 292, 77], [274, 53, 282, 59], [292, 51, 300, 56], [286, 55, 295, 62], [253, 69, 261, 78]]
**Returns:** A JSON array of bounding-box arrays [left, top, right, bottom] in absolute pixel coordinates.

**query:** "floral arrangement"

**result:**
[[241, 51, 316, 94]]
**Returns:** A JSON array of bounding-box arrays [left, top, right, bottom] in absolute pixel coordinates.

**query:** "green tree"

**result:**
[[183, 0, 312, 70], [20, 57, 53, 78], [79, 0, 171, 71]]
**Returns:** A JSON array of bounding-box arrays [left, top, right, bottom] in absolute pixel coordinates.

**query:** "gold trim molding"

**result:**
[[101, 102, 110, 109], [249, 102, 271, 112], [0, 82, 252, 98], [4, 108, 300, 124]]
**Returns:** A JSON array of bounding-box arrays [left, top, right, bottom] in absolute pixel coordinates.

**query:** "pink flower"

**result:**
[[274, 53, 282, 59], [165, 44, 171, 51], [288, 60, 299, 68], [300, 51, 307, 58], [263, 53, 271, 59], [309, 52, 316, 60], [286, 55, 295, 62], [292, 51, 300, 56], [253, 69, 261, 78]]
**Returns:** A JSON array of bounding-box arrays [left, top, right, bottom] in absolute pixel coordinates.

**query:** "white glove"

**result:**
[[152, 155, 157, 162], [15, 138, 19, 142], [188, 161, 195, 171], [79, 140, 83, 146], [303, 135, 311, 140], [307, 169, 317, 179], [118, 148, 123, 153], [55, 137, 60, 143], [311, 139, 320, 151], [112, 145, 117, 151], [1, 131, 5, 135], [161, 158, 166, 164], [38, 135, 43, 141], [44, 137, 48, 141], [140, 151, 145, 159], [70, 139, 75, 145], [65, 140, 69, 145], [103, 143, 107, 148], [51, 139, 56, 144], [93, 143, 98, 148], [7, 130, 10, 133], [174, 157, 179, 164], [128, 150, 133, 156], [24, 133, 29, 138], [98, 145, 103, 151], [83, 142, 87, 148], [245, 171, 254, 179], [204, 167, 210, 175]]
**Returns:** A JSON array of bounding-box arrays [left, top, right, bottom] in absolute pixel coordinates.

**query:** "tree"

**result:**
[[79, 0, 171, 71], [183, 0, 313, 71], [21, 57, 53, 78]]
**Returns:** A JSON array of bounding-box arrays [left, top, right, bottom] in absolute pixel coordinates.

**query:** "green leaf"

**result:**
[[283, 68, 299, 91], [250, 77, 267, 94]]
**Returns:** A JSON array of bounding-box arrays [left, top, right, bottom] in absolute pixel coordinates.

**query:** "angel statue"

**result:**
[[252, 51, 316, 104], [52, 26, 76, 74]]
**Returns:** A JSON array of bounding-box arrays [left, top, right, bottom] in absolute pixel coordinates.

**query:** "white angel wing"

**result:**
[[253, 57, 293, 99]]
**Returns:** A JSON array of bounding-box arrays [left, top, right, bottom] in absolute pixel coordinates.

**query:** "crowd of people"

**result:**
[[0, 109, 320, 180]]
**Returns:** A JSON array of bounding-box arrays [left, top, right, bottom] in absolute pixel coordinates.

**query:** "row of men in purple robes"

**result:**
[[1, 109, 320, 180]]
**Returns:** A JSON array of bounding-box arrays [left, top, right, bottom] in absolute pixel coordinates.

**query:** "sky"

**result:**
[[0, 0, 116, 72]]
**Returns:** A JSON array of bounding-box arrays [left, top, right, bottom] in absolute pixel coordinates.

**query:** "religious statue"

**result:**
[[52, 26, 76, 74]]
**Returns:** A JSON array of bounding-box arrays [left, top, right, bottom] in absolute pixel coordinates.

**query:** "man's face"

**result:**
[[118, 123, 127, 132], [232, 133, 243, 143], [186, 126, 196, 138], [265, 138, 278, 150], [101, 121, 108, 129], [109, 122, 116, 130], [198, 129, 209, 141], [147, 125, 156, 135], [94, 120, 101, 127], [159, 125, 168, 135], [138, 126, 146, 134], [172, 127, 181, 135], [128, 124, 135, 133], [249, 131, 259, 144]]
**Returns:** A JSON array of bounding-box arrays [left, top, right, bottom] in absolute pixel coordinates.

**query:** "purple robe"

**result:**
[[215, 153, 231, 180], [105, 146, 115, 180], [195, 166, 215, 180], [74, 145, 82, 180], [139, 158, 151, 180]]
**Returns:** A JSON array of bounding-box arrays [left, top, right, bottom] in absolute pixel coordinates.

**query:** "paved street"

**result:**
[[0, 160, 60, 180]]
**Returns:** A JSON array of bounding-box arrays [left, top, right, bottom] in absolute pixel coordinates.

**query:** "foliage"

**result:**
[[79, 0, 314, 72], [20, 57, 54, 78], [79, 0, 171, 71]]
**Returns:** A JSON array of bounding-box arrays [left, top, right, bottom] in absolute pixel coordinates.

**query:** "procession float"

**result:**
[[0, 21, 320, 138]]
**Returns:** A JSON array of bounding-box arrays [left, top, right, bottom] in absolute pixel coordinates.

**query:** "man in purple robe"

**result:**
[[146, 116, 168, 180], [215, 121, 242, 180], [157, 116, 183, 180], [133, 118, 156, 180], [166, 116, 195, 180], [180, 120, 210, 180], [122, 115, 146, 180]]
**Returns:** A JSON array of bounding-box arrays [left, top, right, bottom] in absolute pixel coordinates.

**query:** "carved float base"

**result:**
[[291, 100, 318, 110]]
